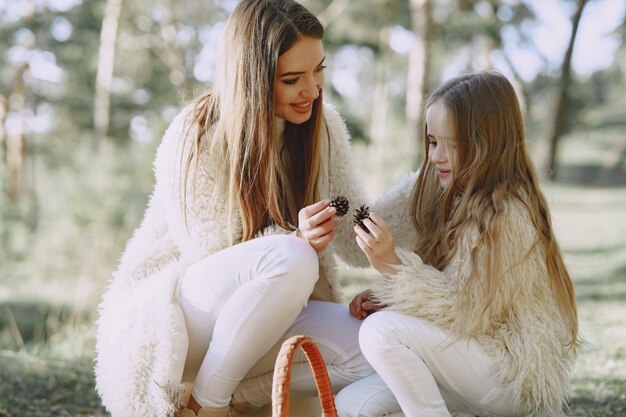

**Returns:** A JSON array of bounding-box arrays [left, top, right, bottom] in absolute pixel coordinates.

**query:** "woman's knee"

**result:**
[[335, 388, 359, 417], [252, 235, 319, 299], [264, 235, 318, 280], [335, 373, 399, 417]]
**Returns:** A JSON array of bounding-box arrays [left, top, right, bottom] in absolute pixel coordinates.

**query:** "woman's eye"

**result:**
[[282, 78, 298, 85], [314, 65, 327, 73]]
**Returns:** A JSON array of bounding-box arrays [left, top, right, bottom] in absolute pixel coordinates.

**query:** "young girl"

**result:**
[[94, 1, 373, 416], [335, 71, 579, 417]]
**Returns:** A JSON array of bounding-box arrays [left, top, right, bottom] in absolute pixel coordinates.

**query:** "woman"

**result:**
[[95, 1, 372, 416], [335, 71, 579, 417]]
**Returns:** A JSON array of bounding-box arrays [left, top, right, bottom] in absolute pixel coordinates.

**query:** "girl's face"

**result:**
[[426, 100, 455, 188], [274, 36, 325, 124]]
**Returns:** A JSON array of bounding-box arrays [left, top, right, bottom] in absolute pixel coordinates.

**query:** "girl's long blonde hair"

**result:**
[[183, 0, 325, 242], [410, 71, 578, 349]]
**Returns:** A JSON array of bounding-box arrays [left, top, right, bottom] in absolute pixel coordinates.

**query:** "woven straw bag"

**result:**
[[271, 335, 338, 417]]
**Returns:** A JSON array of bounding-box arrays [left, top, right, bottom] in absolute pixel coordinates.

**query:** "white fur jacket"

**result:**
[[373, 178, 576, 416], [94, 103, 370, 417]]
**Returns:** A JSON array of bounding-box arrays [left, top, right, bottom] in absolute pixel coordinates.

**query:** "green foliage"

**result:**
[[0, 130, 158, 306]]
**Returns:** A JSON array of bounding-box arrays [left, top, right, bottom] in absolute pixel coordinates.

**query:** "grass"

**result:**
[[545, 184, 626, 416], [1, 99, 626, 416], [1, 183, 624, 417]]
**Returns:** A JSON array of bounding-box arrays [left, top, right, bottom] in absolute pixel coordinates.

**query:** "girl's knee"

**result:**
[[359, 311, 397, 344]]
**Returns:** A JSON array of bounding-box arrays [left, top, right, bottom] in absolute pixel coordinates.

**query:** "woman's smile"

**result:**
[[291, 101, 313, 113]]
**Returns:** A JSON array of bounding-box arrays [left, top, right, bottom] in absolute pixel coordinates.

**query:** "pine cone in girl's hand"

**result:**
[[353, 204, 371, 232], [329, 195, 350, 217]]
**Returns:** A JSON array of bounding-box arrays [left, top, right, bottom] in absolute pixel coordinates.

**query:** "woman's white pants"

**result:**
[[179, 235, 372, 408], [335, 311, 530, 417]]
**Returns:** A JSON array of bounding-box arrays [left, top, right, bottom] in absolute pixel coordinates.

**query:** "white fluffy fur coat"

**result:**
[[373, 180, 576, 416], [94, 103, 368, 417]]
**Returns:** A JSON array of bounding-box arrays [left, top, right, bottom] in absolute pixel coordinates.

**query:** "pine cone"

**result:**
[[353, 204, 371, 232], [329, 195, 350, 217]]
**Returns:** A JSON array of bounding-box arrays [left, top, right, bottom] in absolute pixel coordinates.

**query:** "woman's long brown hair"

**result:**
[[181, 0, 325, 243]]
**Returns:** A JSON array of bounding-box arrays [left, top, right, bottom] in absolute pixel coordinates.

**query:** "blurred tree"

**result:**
[[545, 0, 588, 180], [94, 0, 123, 143], [0, 95, 6, 167], [0, 0, 624, 302], [6, 61, 29, 200], [406, 0, 432, 146]]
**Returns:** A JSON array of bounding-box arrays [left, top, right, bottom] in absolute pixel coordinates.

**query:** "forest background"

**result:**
[[0, 0, 625, 416]]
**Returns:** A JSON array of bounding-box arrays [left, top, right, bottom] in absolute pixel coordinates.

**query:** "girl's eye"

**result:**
[[314, 65, 327, 73], [282, 78, 298, 85]]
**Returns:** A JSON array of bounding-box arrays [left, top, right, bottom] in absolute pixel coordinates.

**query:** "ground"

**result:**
[[1, 183, 625, 416]]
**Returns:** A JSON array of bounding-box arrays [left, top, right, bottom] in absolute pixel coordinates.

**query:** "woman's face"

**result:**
[[274, 36, 325, 124], [426, 100, 455, 188]]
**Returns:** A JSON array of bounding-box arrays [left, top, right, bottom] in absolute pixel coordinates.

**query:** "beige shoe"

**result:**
[[196, 406, 232, 417], [230, 401, 259, 415], [177, 406, 232, 417], [177, 408, 197, 417]]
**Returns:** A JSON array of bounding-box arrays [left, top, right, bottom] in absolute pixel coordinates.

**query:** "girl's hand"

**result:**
[[354, 211, 401, 276], [349, 289, 386, 320], [297, 199, 338, 253]]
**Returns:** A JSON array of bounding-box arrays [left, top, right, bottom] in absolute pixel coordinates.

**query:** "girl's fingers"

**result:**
[[362, 300, 385, 311], [355, 225, 377, 249], [362, 218, 381, 241], [355, 234, 372, 255], [369, 212, 391, 235], [349, 296, 367, 320]]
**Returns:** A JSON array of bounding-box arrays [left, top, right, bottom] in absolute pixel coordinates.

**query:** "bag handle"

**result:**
[[271, 335, 338, 417]]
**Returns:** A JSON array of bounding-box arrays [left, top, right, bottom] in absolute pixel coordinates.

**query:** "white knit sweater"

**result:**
[[94, 103, 368, 417]]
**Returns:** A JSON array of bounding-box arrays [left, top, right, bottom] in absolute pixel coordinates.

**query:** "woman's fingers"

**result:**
[[304, 205, 336, 230], [297, 199, 341, 253], [309, 228, 334, 252], [305, 214, 337, 239], [300, 199, 330, 219]]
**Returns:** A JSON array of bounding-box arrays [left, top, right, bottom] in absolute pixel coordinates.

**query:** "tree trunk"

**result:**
[[0, 95, 7, 171], [545, 0, 587, 180], [406, 0, 432, 148], [156, 0, 192, 94], [369, 27, 392, 195], [94, 0, 123, 143], [317, 0, 351, 27], [6, 63, 29, 200]]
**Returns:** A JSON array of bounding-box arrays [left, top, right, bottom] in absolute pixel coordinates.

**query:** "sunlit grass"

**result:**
[[2, 184, 625, 416], [1, 115, 625, 415]]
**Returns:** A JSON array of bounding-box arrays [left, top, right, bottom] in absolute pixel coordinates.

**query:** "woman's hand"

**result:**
[[297, 199, 338, 253], [354, 212, 401, 276], [349, 289, 386, 319]]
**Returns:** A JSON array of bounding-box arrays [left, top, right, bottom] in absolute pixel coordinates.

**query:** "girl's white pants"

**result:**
[[335, 311, 531, 417], [178, 234, 372, 408]]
